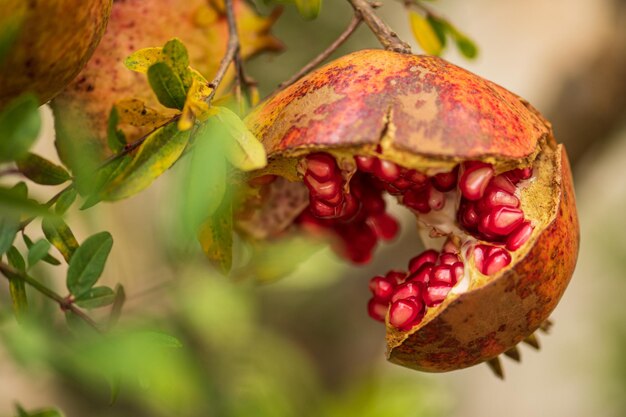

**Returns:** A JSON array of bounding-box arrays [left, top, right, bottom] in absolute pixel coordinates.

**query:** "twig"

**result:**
[[277, 15, 363, 91], [205, 0, 240, 105], [0, 262, 102, 333], [347, 0, 411, 53]]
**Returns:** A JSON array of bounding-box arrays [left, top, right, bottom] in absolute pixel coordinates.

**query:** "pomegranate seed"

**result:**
[[367, 213, 399, 241], [439, 253, 460, 265], [432, 166, 459, 192], [367, 298, 388, 322], [477, 214, 500, 240], [304, 174, 342, 200], [484, 248, 512, 275], [323, 191, 344, 207], [403, 187, 431, 213], [428, 187, 446, 211], [391, 282, 423, 303], [431, 265, 455, 286], [478, 187, 520, 213], [381, 181, 403, 196], [310, 199, 342, 218], [360, 192, 385, 214], [408, 264, 433, 285], [442, 238, 459, 254], [458, 201, 480, 230], [307, 153, 337, 181], [386, 270, 407, 285], [504, 167, 533, 183], [338, 193, 361, 221], [452, 262, 465, 281], [408, 249, 439, 273], [491, 175, 517, 194], [374, 159, 401, 182], [405, 169, 428, 186], [506, 221, 533, 251], [355, 155, 376, 172], [393, 177, 413, 190], [369, 276, 395, 301], [423, 285, 451, 307], [488, 206, 525, 236], [389, 297, 423, 330], [473, 245, 487, 273], [459, 162, 494, 200]]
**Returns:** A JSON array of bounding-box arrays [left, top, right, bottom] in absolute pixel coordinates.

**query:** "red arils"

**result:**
[[368, 298, 388, 322], [459, 162, 494, 200], [355, 155, 376, 172], [408, 264, 432, 285], [386, 270, 407, 285], [403, 187, 430, 213], [369, 276, 395, 301], [423, 285, 451, 307], [488, 207, 524, 236], [438, 253, 460, 265], [428, 188, 445, 211], [391, 282, 422, 303], [409, 249, 439, 273], [367, 213, 399, 241], [432, 166, 459, 192], [431, 265, 455, 286], [389, 297, 424, 330], [506, 221, 534, 251], [484, 247, 512, 275], [304, 174, 341, 201], [306, 153, 337, 181], [374, 159, 401, 182]]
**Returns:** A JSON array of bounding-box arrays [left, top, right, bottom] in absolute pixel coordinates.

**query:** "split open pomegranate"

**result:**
[[238, 49, 579, 373]]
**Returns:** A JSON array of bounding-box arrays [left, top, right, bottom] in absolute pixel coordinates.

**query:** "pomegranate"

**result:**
[[239, 49, 579, 374], [0, 0, 112, 107]]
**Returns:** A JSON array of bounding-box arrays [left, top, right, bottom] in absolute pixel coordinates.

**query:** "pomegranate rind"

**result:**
[[386, 145, 579, 372], [245, 49, 548, 162]]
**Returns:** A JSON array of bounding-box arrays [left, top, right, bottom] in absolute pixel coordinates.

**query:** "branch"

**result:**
[[0, 262, 102, 333], [347, 0, 411, 53], [277, 15, 363, 91]]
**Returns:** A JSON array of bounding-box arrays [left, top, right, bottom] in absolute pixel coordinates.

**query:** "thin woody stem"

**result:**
[[0, 262, 102, 332], [347, 0, 411, 53], [277, 15, 363, 91]]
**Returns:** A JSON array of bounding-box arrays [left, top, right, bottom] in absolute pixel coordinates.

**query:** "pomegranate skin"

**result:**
[[242, 49, 580, 372], [245, 49, 547, 161], [387, 147, 578, 372]]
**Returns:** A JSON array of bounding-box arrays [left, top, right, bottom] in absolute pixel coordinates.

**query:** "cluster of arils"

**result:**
[[290, 152, 537, 331]]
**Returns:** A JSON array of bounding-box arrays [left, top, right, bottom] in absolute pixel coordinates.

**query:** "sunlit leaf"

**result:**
[[147, 62, 187, 110], [81, 155, 132, 209], [74, 286, 116, 309], [16, 153, 71, 185], [54, 187, 77, 215], [107, 107, 126, 153], [41, 217, 79, 263], [27, 239, 51, 268], [66, 231, 113, 297], [162, 38, 192, 90], [213, 107, 267, 171], [114, 98, 172, 131], [409, 11, 443, 56], [295, 0, 322, 20], [102, 123, 191, 200], [198, 196, 233, 273], [179, 78, 213, 131], [7, 247, 28, 320], [0, 93, 41, 162], [438, 19, 478, 59], [124, 47, 163, 73]]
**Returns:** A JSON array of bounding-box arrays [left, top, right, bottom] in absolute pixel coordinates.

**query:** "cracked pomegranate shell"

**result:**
[[240, 49, 579, 373]]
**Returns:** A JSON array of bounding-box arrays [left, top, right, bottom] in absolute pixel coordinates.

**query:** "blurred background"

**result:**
[[1, 0, 626, 416]]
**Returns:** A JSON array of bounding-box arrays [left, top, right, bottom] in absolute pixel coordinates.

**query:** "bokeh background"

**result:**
[[1, 0, 626, 416]]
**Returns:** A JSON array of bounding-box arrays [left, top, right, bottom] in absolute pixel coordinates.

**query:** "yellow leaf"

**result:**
[[409, 11, 443, 56], [179, 78, 214, 131], [213, 107, 267, 171], [114, 99, 172, 131], [124, 47, 163, 73]]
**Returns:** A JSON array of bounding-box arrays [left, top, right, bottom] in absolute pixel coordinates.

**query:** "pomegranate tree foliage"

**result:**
[[0, 1, 475, 416]]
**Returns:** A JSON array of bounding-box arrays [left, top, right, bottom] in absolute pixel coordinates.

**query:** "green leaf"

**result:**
[[180, 120, 227, 234], [409, 11, 443, 56], [18, 410, 65, 417], [66, 231, 113, 297], [41, 217, 79, 263], [212, 107, 267, 171], [0, 185, 52, 218], [74, 286, 116, 309], [453, 31, 478, 59], [7, 246, 25, 271], [16, 153, 71, 185], [427, 15, 448, 48], [7, 246, 28, 319], [162, 38, 192, 90], [0, 216, 19, 256], [54, 187, 77, 215], [27, 239, 51, 268], [147, 62, 187, 110], [102, 123, 191, 200], [198, 195, 233, 273], [107, 107, 127, 153], [81, 156, 132, 209], [0, 93, 41, 162], [0, 12, 23, 65], [295, 0, 322, 20], [124, 47, 163, 73]]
